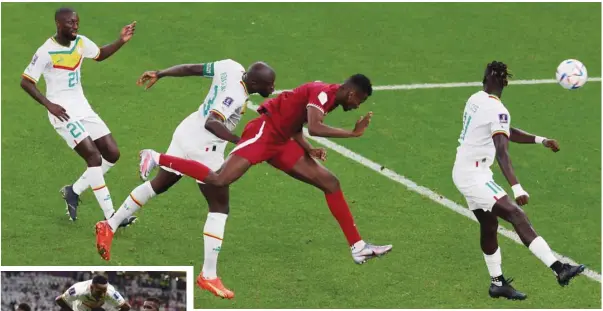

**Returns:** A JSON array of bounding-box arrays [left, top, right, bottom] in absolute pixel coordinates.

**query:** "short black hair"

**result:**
[[91, 275, 108, 285], [55, 7, 75, 21], [17, 303, 31, 311], [145, 297, 161, 304], [483, 61, 513, 86], [346, 74, 373, 96]]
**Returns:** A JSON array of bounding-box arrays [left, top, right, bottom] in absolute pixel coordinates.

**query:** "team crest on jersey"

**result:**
[[498, 113, 509, 123], [223, 97, 234, 107], [113, 292, 122, 300], [318, 92, 328, 105], [68, 287, 76, 296]]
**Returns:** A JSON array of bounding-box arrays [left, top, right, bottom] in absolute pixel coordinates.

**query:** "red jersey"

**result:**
[[257, 81, 340, 140]]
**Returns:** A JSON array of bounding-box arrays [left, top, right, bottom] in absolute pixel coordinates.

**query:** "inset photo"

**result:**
[[1, 269, 191, 311]]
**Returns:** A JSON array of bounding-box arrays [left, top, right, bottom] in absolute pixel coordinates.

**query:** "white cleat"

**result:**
[[352, 243, 393, 264], [139, 149, 158, 181]]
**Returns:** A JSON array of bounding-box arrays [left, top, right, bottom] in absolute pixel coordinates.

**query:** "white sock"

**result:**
[[108, 181, 156, 232], [86, 166, 114, 219], [202, 213, 228, 279], [528, 236, 558, 267], [72, 158, 115, 195], [484, 248, 503, 286], [351, 240, 366, 252]]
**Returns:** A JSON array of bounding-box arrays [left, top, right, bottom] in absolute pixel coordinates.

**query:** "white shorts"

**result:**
[[452, 163, 508, 212], [53, 114, 111, 149], [161, 111, 227, 183]]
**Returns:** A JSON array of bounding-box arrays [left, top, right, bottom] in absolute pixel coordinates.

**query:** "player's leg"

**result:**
[[196, 181, 235, 299], [268, 141, 392, 264], [473, 209, 526, 300], [492, 195, 585, 286]]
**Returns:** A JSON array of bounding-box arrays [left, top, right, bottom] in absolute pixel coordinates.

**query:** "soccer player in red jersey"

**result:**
[[106, 74, 392, 264]]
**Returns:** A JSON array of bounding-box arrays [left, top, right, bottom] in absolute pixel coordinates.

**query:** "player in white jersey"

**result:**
[[20, 7, 137, 227], [94, 59, 276, 299], [55, 275, 131, 311], [452, 61, 585, 300]]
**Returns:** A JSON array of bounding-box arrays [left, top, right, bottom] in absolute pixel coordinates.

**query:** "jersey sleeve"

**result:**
[[209, 94, 245, 121], [22, 48, 51, 83], [59, 284, 82, 304], [105, 287, 126, 307], [306, 88, 330, 114], [80, 35, 101, 60], [204, 59, 242, 78], [490, 105, 511, 137]]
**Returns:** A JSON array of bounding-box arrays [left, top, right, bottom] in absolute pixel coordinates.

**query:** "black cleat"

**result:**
[[60, 185, 80, 221], [556, 263, 585, 286], [488, 278, 527, 300], [106, 213, 138, 229]]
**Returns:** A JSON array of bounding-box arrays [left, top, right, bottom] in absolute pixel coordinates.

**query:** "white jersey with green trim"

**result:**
[[22, 35, 101, 123], [454, 90, 511, 169], [59, 280, 126, 311], [196, 59, 249, 144]]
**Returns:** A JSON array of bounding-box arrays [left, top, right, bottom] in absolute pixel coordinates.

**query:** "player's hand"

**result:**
[[120, 21, 136, 43], [352, 111, 373, 137], [516, 195, 529, 206], [45, 102, 70, 122], [309, 148, 327, 161], [137, 71, 160, 90], [511, 184, 529, 206], [543, 139, 560, 152]]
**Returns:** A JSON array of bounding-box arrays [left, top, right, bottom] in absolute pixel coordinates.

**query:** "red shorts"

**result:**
[[230, 115, 305, 172]]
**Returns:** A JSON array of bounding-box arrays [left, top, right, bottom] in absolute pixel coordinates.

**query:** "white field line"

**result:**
[[247, 78, 602, 283], [271, 77, 602, 95]]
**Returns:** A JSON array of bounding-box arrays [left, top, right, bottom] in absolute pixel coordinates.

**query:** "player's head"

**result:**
[[90, 275, 109, 299], [142, 297, 161, 311], [244, 62, 276, 98], [55, 7, 79, 41], [337, 74, 373, 111], [482, 61, 513, 90], [17, 303, 31, 311]]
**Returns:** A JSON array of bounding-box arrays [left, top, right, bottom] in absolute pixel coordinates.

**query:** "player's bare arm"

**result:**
[[55, 296, 74, 311], [306, 106, 372, 138], [20, 77, 70, 121], [293, 131, 327, 161], [137, 64, 208, 90], [493, 133, 529, 206], [205, 112, 240, 144], [94, 22, 136, 62], [510, 127, 560, 152]]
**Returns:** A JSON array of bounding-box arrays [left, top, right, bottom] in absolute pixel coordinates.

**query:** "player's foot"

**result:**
[[60, 185, 80, 221], [139, 149, 159, 181], [95, 220, 114, 261], [488, 277, 527, 300], [556, 263, 585, 286], [107, 213, 138, 228], [196, 274, 234, 299], [352, 243, 393, 264]]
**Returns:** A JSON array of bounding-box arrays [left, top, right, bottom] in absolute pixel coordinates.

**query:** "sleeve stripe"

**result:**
[[209, 109, 226, 121], [21, 73, 37, 83], [491, 130, 509, 137], [307, 103, 325, 113], [93, 49, 101, 60]]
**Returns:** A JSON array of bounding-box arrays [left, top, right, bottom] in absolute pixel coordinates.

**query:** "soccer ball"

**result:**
[[556, 59, 588, 90]]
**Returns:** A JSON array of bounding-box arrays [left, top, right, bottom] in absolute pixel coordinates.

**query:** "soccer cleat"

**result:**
[[95, 221, 114, 261], [556, 263, 585, 286], [139, 149, 158, 181], [196, 274, 234, 299], [488, 278, 527, 300], [60, 185, 80, 221], [107, 213, 138, 229], [352, 243, 393, 264]]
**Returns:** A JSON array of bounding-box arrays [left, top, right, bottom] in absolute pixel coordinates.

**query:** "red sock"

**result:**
[[159, 154, 211, 182], [325, 190, 362, 246]]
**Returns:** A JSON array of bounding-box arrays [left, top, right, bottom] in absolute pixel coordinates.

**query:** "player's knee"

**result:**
[[321, 174, 341, 193], [84, 151, 103, 167], [103, 147, 120, 164], [509, 207, 528, 225]]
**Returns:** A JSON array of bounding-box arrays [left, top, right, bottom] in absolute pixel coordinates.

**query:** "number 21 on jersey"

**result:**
[[68, 70, 80, 88], [459, 103, 478, 142]]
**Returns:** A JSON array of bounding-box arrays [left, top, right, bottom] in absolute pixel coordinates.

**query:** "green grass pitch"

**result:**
[[1, 2, 601, 308]]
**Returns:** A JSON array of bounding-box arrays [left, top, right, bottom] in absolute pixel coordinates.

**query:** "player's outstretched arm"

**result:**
[[205, 112, 240, 144], [293, 131, 327, 161], [95, 22, 136, 62], [20, 78, 70, 121], [55, 296, 74, 311], [306, 106, 372, 138], [510, 127, 560, 152], [493, 133, 529, 205]]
